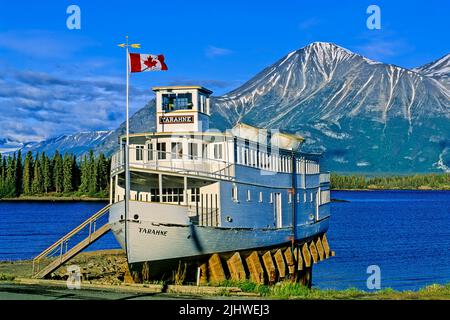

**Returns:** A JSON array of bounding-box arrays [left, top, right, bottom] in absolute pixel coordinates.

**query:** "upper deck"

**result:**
[[111, 86, 330, 187]]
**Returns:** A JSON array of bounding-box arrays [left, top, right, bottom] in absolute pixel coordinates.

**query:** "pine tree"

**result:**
[[31, 153, 43, 194], [53, 151, 63, 193], [0, 153, 4, 198], [79, 155, 89, 193], [72, 155, 80, 191], [88, 150, 98, 194], [63, 153, 74, 193], [42, 153, 52, 193], [97, 153, 109, 193], [22, 151, 34, 195], [15, 150, 22, 196], [4, 155, 16, 197]]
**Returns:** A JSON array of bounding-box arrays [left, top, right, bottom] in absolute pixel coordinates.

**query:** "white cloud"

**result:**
[[298, 17, 320, 30], [205, 45, 234, 58], [0, 68, 151, 142]]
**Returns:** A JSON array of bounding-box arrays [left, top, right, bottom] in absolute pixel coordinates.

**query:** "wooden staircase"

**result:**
[[32, 204, 112, 279]]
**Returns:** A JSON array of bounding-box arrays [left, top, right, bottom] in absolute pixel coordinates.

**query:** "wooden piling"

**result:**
[[299, 266, 312, 288], [309, 241, 318, 264], [302, 243, 312, 268], [321, 234, 331, 258], [262, 251, 277, 284], [295, 246, 304, 271], [315, 238, 325, 261], [142, 261, 150, 282], [199, 262, 208, 285], [245, 251, 265, 284], [283, 248, 295, 276], [226, 252, 246, 281], [274, 249, 287, 279], [208, 254, 226, 284]]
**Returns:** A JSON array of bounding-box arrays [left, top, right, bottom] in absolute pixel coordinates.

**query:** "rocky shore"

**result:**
[[0, 249, 128, 285]]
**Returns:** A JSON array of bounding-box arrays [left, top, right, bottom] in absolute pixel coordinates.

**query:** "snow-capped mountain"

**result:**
[[210, 42, 450, 173], [413, 53, 450, 88], [15, 131, 114, 157], [8, 42, 449, 173], [0, 137, 29, 153]]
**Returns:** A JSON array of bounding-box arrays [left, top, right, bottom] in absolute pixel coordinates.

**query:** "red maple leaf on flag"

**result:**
[[143, 56, 158, 69]]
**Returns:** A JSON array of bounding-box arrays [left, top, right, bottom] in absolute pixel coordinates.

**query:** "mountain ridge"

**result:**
[[5, 42, 449, 173]]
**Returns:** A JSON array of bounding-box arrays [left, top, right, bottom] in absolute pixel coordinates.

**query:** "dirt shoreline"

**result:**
[[1, 249, 449, 299]]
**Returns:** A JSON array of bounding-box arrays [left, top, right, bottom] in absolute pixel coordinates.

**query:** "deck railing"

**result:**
[[111, 146, 234, 180], [319, 172, 331, 184]]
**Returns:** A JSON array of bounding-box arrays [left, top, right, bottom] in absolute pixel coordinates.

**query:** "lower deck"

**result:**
[[110, 168, 330, 230]]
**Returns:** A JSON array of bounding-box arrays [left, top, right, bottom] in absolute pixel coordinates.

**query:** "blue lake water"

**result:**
[[0, 190, 449, 291]]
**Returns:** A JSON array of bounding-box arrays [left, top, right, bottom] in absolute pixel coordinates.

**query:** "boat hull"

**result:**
[[109, 201, 329, 264]]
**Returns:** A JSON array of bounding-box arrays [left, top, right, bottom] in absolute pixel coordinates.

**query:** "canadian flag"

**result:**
[[129, 53, 168, 72]]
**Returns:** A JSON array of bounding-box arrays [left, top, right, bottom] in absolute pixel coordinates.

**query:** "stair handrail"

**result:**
[[32, 204, 111, 263]]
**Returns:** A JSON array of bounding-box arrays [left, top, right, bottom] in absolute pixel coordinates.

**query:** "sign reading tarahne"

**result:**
[[159, 115, 194, 124]]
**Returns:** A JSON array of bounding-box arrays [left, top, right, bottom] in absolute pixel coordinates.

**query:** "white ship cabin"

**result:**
[[110, 86, 331, 229]]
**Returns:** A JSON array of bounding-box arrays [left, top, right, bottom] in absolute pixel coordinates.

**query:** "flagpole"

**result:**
[[125, 36, 130, 259]]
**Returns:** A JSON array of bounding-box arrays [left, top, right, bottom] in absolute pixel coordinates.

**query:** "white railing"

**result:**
[[319, 172, 331, 184], [111, 146, 234, 180]]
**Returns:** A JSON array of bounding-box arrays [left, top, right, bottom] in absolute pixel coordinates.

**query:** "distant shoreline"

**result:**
[[1, 188, 449, 203], [0, 196, 108, 202]]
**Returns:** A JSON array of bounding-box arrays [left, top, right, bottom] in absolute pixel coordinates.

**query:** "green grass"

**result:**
[[219, 280, 450, 300], [0, 273, 15, 281]]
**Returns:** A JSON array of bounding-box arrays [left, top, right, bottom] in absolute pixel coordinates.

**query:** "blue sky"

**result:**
[[0, 0, 448, 143]]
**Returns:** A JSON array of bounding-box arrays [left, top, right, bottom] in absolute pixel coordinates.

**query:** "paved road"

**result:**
[[0, 283, 223, 300]]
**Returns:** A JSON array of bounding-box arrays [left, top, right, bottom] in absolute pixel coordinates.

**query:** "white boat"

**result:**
[[108, 86, 331, 280]]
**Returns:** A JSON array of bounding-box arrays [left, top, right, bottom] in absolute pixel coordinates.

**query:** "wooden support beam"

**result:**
[[309, 241, 318, 264], [208, 254, 226, 284], [315, 238, 325, 261], [295, 246, 304, 271], [274, 249, 287, 279], [262, 251, 277, 284], [321, 234, 331, 258], [199, 262, 208, 285], [142, 261, 150, 282], [302, 243, 311, 268], [123, 265, 135, 284], [283, 248, 295, 275], [226, 252, 246, 281], [245, 251, 265, 284], [299, 266, 313, 288]]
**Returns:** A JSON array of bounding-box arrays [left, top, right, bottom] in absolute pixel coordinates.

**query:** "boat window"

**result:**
[[147, 143, 153, 161], [188, 143, 198, 159], [247, 190, 251, 202], [162, 93, 193, 111], [310, 192, 314, 202], [171, 142, 183, 159], [135, 145, 144, 161], [297, 193, 300, 203], [214, 144, 223, 160], [259, 192, 263, 203], [270, 193, 273, 204], [303, 191, 307, 203], [157, 142, 166, 160], [288, 193, 292, 203], [150, 188, 159, 202], [191, 188, 200, 202], [232, 184, 238, 202]]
